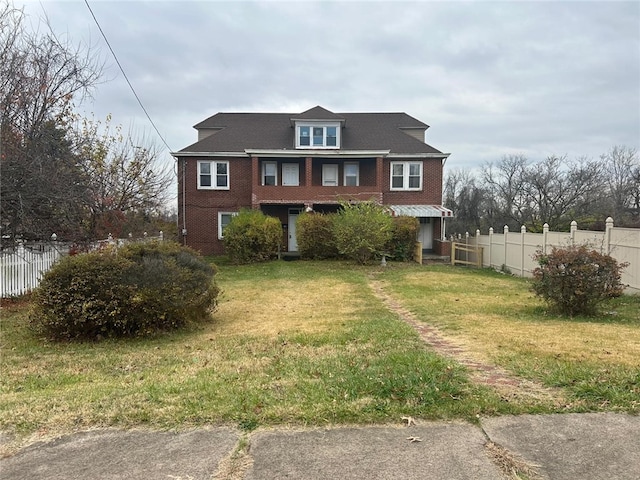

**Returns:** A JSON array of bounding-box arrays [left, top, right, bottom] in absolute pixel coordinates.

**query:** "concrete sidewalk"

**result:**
[[1, 413, 638, 479]]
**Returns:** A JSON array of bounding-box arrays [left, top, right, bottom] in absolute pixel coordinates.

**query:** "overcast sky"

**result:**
[[19, 0, 640, 187]]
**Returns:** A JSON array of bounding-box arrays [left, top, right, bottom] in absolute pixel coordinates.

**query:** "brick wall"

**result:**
[[177, 156, 253, 255], [178, 155, 445, 255]]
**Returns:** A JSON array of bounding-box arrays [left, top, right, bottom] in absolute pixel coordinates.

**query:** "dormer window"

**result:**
[[296, 123, 340, 149]]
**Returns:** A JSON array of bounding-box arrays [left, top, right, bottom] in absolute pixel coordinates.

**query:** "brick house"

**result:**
[[173, 106, 452, 256]]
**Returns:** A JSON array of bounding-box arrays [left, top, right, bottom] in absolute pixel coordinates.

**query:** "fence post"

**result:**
[[503, 225, 509, 271], [488, 227, 493, 269], [159, 230, 164, 241], [465, 232, 469, 264], [570, 221, 577, 245], [451, 242, 456, 265], [520, 225, 526, 277], [542, 223, 549, 254], [605, 217, 614, 255], [476, 229, 481, 266]]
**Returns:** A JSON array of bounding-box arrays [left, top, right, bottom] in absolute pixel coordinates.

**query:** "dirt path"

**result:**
[[368, 279, 568, 406]]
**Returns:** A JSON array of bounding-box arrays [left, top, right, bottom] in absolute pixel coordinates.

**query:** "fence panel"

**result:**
[[1, 232, 165, 298], [470, 219, 639, 294], [0, 246, 64, 297], [609, 228, 640, 294]]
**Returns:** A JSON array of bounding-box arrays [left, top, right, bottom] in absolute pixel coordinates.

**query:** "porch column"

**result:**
[[376, 156, 384, 189], [251, 156, 259, 209], [305, 157, 313, 187]]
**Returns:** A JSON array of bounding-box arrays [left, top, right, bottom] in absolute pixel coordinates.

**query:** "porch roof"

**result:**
[[389, 205, 453, 218]]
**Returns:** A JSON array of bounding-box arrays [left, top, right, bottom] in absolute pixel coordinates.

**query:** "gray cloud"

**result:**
[[21, 0, 640, 177]]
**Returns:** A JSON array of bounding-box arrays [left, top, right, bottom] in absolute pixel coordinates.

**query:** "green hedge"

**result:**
[[296, 212, 339, 259], [332, 201, 393, 264], [386, 216, 419, 261], [223, 209, 282, 264]]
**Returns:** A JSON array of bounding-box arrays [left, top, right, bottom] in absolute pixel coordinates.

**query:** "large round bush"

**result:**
[[31, 241, 219, 340], [532, 244, 627, 316]]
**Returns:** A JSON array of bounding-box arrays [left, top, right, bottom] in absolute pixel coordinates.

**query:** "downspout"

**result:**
[[181, 158, 187, 245]]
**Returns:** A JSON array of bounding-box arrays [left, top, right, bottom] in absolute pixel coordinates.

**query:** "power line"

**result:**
[[84, 0, 173, 152]]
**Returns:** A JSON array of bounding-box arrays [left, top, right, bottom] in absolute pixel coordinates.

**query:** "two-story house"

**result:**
[[173, 106, 452, 256]]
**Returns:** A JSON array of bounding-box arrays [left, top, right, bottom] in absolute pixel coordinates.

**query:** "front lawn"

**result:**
[[379, 264, 640, 412], [1, 260, 637, 452]]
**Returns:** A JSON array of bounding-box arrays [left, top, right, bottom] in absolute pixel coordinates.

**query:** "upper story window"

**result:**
[[390, 161, 422, 191], [296, 123, 340, 149], [198, 160, 229, 190], [322, 164, 339, 186], [344, 162, 359, 186], [262, 161, 277, 186]]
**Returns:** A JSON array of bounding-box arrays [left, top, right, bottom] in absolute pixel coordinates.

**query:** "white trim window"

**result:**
[[344, 162, 359, 186], [198, 160, 229, 190], [262, 161, 277, 186], [390, 161, 422, 190], [322, 164, 339, 186], [218, 211, 238, 239], [296, 123, 340, 149]]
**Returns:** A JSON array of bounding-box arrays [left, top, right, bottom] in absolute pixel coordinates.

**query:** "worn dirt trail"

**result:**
[[368, 279, 568, 406]]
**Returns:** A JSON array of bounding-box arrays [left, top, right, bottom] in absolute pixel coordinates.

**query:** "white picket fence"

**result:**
[[0, 232, 164, 298], [0, 244, 66, 297], [459, 217, 640, 294]]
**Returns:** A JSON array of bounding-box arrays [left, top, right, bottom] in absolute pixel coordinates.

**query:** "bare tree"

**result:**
[[73, 116, 173, 239], [481, 154, 529, 229], [444, 168, 488, 235], [1, 2, 103, 241], [522, 155, 603, 230], [600, 145, 639, 226]]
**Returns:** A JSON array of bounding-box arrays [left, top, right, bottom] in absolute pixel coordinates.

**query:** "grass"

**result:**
[[379, 263, 640, 412], [0, 261, 515, 450], [1, 260, 638, 453]]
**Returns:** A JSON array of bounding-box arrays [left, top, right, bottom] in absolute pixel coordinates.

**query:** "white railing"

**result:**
[[0, 231, 165, 298], [464, 218, 639, 294]]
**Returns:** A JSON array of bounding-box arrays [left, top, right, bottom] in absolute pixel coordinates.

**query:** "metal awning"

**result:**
[[389, 205, 453, 218]]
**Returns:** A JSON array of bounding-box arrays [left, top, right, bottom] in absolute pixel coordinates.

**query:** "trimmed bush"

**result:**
[[531, 244, 627, 316], [332, 201, 393, 264], [223, 209, 282, 264], [296, 211, 339, 259], [30, 241, 218, 340], [386, 216, 419, 261]]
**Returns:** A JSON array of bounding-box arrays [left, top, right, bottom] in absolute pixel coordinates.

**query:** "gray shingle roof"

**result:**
[[180, 107, 444, 155]]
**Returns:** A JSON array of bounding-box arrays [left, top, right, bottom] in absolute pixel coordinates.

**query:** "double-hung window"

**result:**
[[322, 164, 339, 186], [262, 161, 277, 186], [296, 123, 340, 148], [390, 161, 422, 190], [218, 212, 237, 239], [198, 160, 229, 189], [344, 162, 359, 186]]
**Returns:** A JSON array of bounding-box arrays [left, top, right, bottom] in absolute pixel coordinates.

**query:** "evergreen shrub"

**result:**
[[31, 241, 218, 340]]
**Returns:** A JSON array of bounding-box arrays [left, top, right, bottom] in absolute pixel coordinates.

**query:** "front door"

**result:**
[[282, 164, 299, 186], [288, 209, 302, 251], [419, 218, 433, 250]]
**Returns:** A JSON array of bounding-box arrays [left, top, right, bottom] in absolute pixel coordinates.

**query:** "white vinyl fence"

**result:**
[[1, 232, 164, 298], [463, 218, 639, 294]]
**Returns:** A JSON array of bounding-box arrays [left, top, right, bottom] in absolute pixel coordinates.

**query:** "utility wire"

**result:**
[[84, 0, 173, 152]]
